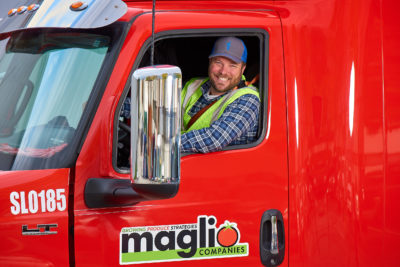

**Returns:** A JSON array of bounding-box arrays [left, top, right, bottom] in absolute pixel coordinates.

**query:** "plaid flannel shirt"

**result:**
[[181, 80, 260, 153]]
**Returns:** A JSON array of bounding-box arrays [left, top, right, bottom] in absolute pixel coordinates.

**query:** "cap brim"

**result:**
[[209, 53, 243, 64]]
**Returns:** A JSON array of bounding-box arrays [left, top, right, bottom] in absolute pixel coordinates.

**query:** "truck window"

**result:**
[[0, 25, 124, 171], [115, 34, 267, 171]]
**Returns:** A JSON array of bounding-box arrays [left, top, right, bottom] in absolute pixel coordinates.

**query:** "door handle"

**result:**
[[260, 209, 285, 266], [270, 215, 279, 255]]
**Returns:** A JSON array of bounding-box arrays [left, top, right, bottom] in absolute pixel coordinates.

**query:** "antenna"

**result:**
[[151, 0, 156, 66]]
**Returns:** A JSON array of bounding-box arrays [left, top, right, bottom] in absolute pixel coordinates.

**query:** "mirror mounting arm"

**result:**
[[84, 178, 145, 208]]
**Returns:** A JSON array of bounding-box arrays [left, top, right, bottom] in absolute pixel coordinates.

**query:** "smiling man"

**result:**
[[181, 37, 260, 153]]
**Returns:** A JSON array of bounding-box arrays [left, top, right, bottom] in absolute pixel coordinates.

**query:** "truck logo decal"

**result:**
[[22, 224, 58, 235], [120, 215, 248, 264]]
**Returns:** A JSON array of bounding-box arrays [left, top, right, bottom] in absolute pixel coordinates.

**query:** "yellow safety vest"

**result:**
[[181, 78, 259, 133]]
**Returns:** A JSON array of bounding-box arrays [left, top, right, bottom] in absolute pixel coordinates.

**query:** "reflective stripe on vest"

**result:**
[[181, 78, 259, 133]]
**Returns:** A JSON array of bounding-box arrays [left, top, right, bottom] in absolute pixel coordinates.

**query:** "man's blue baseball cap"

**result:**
[[209, 37, 247, 64]]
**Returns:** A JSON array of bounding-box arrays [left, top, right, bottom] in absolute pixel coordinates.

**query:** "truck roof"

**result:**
[[0, 0, 127, 35]]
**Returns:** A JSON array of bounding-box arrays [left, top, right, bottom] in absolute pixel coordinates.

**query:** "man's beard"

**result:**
[[209, 74, 242, 94]]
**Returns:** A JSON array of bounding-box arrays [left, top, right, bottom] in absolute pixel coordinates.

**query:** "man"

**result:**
[[181, 36, 260, 153]]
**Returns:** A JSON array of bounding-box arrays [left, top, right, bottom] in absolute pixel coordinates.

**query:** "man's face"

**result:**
[[208, 56, 246, 95]]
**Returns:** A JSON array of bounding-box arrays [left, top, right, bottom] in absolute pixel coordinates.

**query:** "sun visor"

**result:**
[[0, 0, 127, 34]]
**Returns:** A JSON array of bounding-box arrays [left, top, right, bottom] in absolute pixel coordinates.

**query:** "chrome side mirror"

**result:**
[[130, 65, 181, 200]]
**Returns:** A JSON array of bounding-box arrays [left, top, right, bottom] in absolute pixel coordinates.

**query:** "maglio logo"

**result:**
[[120, 215, 249, 264]]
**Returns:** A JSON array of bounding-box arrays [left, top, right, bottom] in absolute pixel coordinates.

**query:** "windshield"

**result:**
[[0, 28, 115, 170]]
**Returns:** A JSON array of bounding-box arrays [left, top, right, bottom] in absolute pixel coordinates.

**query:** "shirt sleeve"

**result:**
[[180, 94, 260, 153]]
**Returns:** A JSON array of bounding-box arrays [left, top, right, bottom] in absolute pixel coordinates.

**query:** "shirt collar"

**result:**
[[200, 80, 217, 101]]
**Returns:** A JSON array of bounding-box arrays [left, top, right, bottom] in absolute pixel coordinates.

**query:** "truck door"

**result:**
[[74, 10, 288, 266]]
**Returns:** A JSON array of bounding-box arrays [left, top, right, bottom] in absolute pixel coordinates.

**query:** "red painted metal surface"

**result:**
[[279, 0, 400, 266], [0, 169, 70, 265], [381, 0, 400, 265]]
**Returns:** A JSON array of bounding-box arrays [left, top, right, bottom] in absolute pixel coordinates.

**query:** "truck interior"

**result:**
[[115, 32, 268, 171]]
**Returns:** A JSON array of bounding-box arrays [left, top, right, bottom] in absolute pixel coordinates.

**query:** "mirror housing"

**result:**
[[84, 65, 181, 208], [130, 65, 181, 200]]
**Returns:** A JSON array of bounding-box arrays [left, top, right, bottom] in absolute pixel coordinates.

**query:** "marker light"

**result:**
[[70, 1, 88, 11], [17, 6, 28, 14], [27, 4, 40, 12], [8, 9, 17, 16]]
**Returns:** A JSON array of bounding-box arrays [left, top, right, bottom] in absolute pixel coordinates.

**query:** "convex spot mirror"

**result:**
[[130, 65, 181, 200]]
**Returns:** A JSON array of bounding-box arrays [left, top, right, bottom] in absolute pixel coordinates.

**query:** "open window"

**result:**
[[114, 31, 268, 172]]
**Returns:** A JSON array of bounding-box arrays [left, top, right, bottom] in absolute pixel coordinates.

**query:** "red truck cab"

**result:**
[[0, 0, 399, 266]]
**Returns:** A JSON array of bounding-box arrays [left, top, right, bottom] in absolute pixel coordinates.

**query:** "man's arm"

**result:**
[[181, 94, 260, 153]]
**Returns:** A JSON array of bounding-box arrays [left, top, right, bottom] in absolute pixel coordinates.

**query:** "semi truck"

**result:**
[[0, 0, 399, 266]]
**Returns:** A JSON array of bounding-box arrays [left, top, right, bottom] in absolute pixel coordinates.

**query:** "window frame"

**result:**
[[113, 28, 269, 173]]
